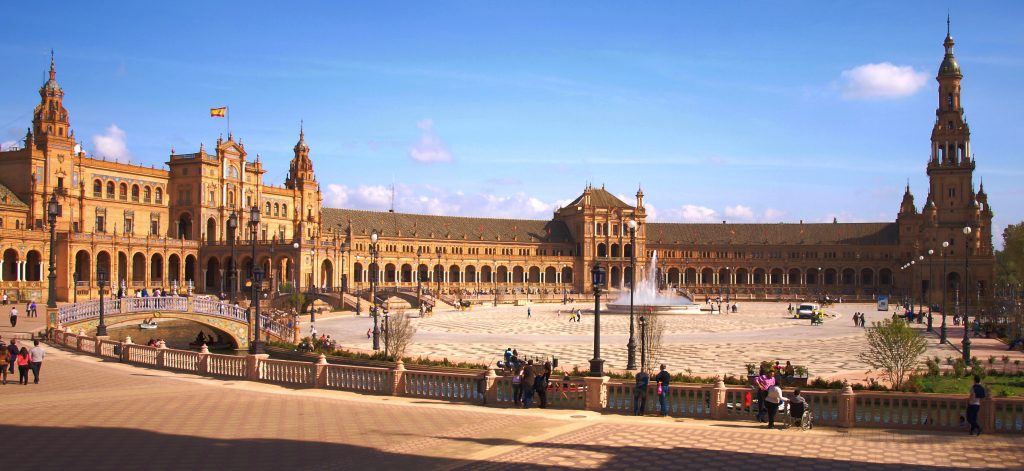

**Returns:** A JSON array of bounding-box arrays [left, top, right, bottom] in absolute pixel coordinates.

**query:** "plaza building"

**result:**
[[0, 30, 995, 308]]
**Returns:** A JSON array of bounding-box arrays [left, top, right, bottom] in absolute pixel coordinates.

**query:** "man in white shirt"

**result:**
[[29, 340, 45, 384], [9, 306, 17, 327]]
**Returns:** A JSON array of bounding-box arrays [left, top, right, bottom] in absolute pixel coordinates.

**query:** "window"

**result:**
[[155, 188, 163, 204], [106, 181, 115, 198], [131, 185, 140, 202], [265, 202, 271, 215], [143, 187, 152, 203], [93, 180, 102, 197], [209, 190, 215, 204], [227, 191, 235, 208], [124, 211, 134, 235], [96, 214, 106, 233], [281, 204, 287, 217], [947, 93, 954, 110], [119, 183, 128, 200], [57, 177, 64, 189], [150, 217, 160, 236]]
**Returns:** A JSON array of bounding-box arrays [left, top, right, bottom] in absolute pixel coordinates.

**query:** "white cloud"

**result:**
[[763, 208, 786, 220], [92, 124, 133, 163], [724, 205, 755, 221], [0, 140, 15, 151], [672, 204, 718, 222], [408, 119, 452, 163], [839, 63, 928, 100], [324, 181, 563, 220]]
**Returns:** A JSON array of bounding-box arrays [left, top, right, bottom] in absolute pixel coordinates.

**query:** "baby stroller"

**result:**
[[788, 401, 814, 430]]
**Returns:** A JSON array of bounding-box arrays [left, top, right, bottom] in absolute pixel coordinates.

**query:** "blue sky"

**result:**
[[1, 1, 1022, 246]]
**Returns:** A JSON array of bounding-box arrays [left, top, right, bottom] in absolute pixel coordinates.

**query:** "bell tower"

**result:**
[[926, 18, 975, 224], [284, 123, 322, 240], [32, 51, 73, 146]]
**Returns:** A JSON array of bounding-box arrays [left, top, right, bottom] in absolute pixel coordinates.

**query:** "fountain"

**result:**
[[605, 250, 701, 314]]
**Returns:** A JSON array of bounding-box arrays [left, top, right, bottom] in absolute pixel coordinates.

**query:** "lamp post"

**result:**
[[227, 211, 238, 304], [292, 241, 299, 292], [639, 314, 647, 372], [46, 193, 61, 309], [340, 241, 348, 296], [962, 226, 972, 362], [382, 309, 390, 358], [370, 230, 380, 351], [248, 205, 264, 353], [72, 272, 78, 303], [927, 249, 935, 332], [589, 262, 607, 377], [918, 255, 926, 322], [910, 260, 916, 315], [941, 240, 950, 343], [626, 219, 638, 371], [415, 247, 422, 309], [97, 269, 108, 336]]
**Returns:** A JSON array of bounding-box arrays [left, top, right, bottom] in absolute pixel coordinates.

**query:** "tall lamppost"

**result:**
[[46, 193, 61, 309], [340, 241, 348, 295], [589, 262, 607, 377], [910, 260, 916, 315], [638, 315, 647, 372], [370, 230, 380, 351], [382, 309, 390, 358], [248, 205, 264, 353], [415, 247, 422, 308], [918, 254, 926, 321], [96, 269, 108, 336], [625, 219, 638, 371], [227, 211, 238, 304], [291, 241, 299, 292], [927, 249, 935, 332], [940, 240, 951, 343], [962, 225, 972, 362]]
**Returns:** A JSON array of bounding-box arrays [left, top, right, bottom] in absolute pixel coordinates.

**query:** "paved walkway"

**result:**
[[4, 346, 1020, 470], [310, 302, 972, 378]]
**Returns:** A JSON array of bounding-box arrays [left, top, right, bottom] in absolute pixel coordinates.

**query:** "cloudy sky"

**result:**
[[1, 2, 1021, 246]]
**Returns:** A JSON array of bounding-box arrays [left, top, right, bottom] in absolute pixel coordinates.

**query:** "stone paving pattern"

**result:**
[[313, 302, 1009, 378], [3, 347, 1022, 470]]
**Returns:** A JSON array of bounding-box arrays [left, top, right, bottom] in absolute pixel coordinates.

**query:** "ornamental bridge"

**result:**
[[57, 297, 293, 350]]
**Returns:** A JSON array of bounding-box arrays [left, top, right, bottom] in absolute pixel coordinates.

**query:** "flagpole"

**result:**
[[227, 105, 231, 137]]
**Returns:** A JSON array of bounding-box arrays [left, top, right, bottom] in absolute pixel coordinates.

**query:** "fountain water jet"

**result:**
[[605, 250, 701, 314]]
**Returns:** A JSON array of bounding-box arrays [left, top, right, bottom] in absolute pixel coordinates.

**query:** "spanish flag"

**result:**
[[210, 107, 227, 117]]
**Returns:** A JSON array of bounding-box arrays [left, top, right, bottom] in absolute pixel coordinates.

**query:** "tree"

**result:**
[[858, 319, 927, 389], [384, 309, 417, 361], [997, 222, 1024, 286], [287, 291, 306, 313]]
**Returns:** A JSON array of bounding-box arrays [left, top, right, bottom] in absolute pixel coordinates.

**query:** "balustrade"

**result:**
[[163, 349, 200, 372], [323, 365, 393, 394], [853, 392, 964, 431], [402, 371, 484, 403], [260, 359, 316, 385], [124, 344, 159, 366], [207, 354, 247, 378]]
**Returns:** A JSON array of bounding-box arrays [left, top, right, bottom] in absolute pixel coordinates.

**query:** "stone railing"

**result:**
[[48, 331, 1024, 434]]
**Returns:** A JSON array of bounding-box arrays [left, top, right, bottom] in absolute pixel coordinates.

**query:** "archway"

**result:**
[[95, 251, 112, 282], [433, 264, 444, 286], [400, 264, 413, 283], [544, 266, 556, 284], [597, 243, 607, 258], [481, 265, 492, 283], [74, 250, 90, 282], [610, 266, 621, 288], [132, 253, 146, 285], [879, 268, 892, 286], [841, 268, 855, 285], [610, 243, 621, 258], [353, 262, 364, 283], [184, 255, 197, 284], [561, 267, 573, 284], [735, 268, 748, 285], [806, 268, 820, 285], [151, 253, 164, 285], [684, 267, 698, 284], [668, 268, 680, 286], [946, 272, 961, 293], [418, 264, 430, 284], [178, 213, 193, 240], [497, 266, 509, 284], [824, 269, 837, 285], [206, 217, 217, 244], [623, 266, 633, 289], [512, 266, 524, 284], [321, 259, 333, 289], [770, 268, 783, 285], [753, 268, 766, 284], [701, 268, 714, 285], [25, 250, 42, 281], [205, 257, 220, 291], [719, 268, 731, 285], [2, 249, 19, 281], [384, 263, 396, 284], [168, 254, 181, 285], [465, 265, 477, 284], [118, 252, 128, 286], [528, 266, 540, 284], [624, 243, 633, 258], [860, 268, 874, 286]]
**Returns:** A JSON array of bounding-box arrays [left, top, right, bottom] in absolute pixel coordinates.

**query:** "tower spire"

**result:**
[[49, 49, 55, 80]]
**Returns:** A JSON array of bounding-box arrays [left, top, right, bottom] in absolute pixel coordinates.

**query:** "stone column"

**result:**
[[315, 353, 328, 388], [484, 366, 498, 405], [838, 385, 855, 428], [391, 360, 406, 396], [247, 353, 269, 381], [710, 379, 728, 419], [583, 376, 609, 412], [39, 262, 44, 281], [198, 344, 211, 374], [0, 260, 4, 281]]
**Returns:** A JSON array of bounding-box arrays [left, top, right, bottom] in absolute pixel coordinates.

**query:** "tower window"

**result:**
[[947, 121, 954, 130], [947, 93, 954, 110]]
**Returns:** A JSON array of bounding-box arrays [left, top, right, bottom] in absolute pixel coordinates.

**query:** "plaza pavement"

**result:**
[[309, 302, 994, 379], [2, 345, 1020, 470]]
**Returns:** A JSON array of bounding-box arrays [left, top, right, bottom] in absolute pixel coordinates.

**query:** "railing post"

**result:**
[[187, 296, 194, 313], [583, 375, 609, 412], [121, 336, 132, 362], [982, 397, 996, 433], [838, 385, 855, 429], [75, 335, 83, 351], [710, 379, 727, 419], [156, 341, 167, 368], [392, 360, 406, 396], [315, 354, 328, 388], [247, 353, 268, 381], [198, 344, 210, 374], [95, 335, 108, 356], [484, 366, 498, 405]]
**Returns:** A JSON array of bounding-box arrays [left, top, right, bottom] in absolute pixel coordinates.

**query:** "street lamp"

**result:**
[[382, 308, 390, 358], [370, 230, 380, 351], [910, 260, 916, 315], [626, 218, 638, 371], [292, 241, 299, 292], [638, 315, 647, 372], [918, 254, 926, 322], [962, 226, 972, 362], [46, 193, 61, 309], [590, 262, 607, 377], [97, 269, 108, 336], [340, 241, 349, 296], [227, 211, 238, 304], [248, 205, 264, 353], [927, 249, 935, 332], [416, 247, 422, 309]]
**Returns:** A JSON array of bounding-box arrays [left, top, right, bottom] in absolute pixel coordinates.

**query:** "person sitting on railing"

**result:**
[[194, 331, 206, 346]]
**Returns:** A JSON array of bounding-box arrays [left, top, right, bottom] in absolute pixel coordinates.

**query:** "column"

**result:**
[[202, 269, 208, 291], [0, 260, 4, 281], [19, 261, 25, 282], [39, 262, 44, 281]]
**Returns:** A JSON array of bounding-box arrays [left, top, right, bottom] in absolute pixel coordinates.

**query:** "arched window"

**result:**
[[131, 184, 140, 202], [281, 204, 287, 217], [273, 203, 280, 216], [106, 181, 115, 198], [93, 180, 102, 197], [143, 186, 152, 203], [119, 183, 128, 200], [265, 202, 271, 215], [155, 187, 163, 204], [947, 93, 954, 110], [227, 191, 234, 208]]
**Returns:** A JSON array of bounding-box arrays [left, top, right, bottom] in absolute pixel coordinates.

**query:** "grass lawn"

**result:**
[[914, 374, 1024, 397]]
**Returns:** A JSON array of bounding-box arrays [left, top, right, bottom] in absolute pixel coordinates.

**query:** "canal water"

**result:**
[[105, 319, 239, 351]]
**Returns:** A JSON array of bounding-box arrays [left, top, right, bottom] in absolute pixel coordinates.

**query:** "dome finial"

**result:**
[[49, 49, 55, 80]]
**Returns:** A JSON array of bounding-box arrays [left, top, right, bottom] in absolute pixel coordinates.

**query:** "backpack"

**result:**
[[973, 384, 986, 399]]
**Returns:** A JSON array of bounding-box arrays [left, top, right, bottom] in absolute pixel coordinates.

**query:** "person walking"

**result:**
[[527, 307, 531, 319], [16, 346, 30, 385], [1, 292, 6, 305], [764, 382, 786, 429], [9, 305, 17, 327], [966, 375, 986, 435], [654, 364, 671, 417], [28, 340, 44, 384], [633, 368, 650, 416], [6, 340, 17, 374], [0, 339, 9, 385], [521, 360, 536, 408]]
